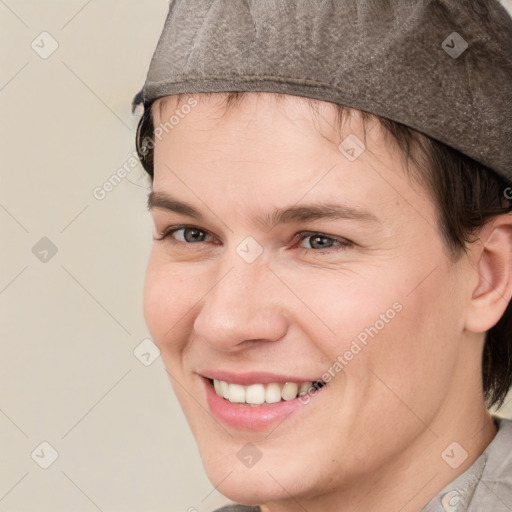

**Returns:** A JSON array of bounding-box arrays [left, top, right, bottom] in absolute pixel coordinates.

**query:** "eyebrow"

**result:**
[[147, 191, 379, 228]]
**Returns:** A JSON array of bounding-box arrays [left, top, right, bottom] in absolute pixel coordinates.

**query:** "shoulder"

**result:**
[[485, 415, 512, 468], [488, 415, 512, 462], [469, 415, 512, 510]]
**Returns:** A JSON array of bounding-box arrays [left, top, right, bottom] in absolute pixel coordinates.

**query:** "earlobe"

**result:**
[[465, 215, 512, 333]]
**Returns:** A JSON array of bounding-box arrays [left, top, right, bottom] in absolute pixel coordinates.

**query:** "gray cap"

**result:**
[[138, 0, 512, 181]]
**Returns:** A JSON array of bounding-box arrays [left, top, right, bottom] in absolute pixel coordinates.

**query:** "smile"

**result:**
[[200, 371, 328, 429], [212, 378, 326, 406]]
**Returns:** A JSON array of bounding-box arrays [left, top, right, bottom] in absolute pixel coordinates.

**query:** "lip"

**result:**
[[201, 375, 326, 431], [199, 370, 322, 386]]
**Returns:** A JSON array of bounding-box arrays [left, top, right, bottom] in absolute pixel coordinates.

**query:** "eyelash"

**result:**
[[154, 224, 353, 253]]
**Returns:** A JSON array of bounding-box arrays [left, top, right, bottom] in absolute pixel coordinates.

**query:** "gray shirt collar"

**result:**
[[422, 415, 512, 512]]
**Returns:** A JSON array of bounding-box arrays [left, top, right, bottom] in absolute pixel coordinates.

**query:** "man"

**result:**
[[133, 1, 512, 510]]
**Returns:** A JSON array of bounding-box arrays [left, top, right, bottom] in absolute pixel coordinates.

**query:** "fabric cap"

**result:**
[[138, 0, 512, 181]]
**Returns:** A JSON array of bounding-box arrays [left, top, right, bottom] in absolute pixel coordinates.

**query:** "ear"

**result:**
[[465, 213, 512, 333]]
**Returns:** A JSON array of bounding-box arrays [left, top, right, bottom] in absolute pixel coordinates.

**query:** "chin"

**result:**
[[199, 447, 316, 507], [204, 466, 287, 506]]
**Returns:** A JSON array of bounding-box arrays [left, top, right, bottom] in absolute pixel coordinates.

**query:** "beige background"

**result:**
[[1, 1, 512, 511]]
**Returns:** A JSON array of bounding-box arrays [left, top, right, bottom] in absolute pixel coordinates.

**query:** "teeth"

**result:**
[[265, 383, 282, 404], [219, 380, 229, 399], [298, 382, 312, 396], [227, 384, 245, 403], [281, 382, 299, 401], [212, 379, 325, 405], [246, 384, 265, 405]]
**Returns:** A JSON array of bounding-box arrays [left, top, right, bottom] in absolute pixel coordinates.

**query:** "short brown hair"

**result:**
[[134, 91, 512, 410]]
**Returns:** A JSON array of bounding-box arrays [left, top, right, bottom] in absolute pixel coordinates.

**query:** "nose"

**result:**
[[192, 256, 289, 352]]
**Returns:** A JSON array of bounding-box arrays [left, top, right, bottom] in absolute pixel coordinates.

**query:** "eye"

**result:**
[[295, 232, 352, 252], [155, 225, 353, 253], [154, 225, 216, 244]]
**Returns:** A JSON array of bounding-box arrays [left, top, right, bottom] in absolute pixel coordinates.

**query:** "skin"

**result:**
[[143, 92, 512, 512]]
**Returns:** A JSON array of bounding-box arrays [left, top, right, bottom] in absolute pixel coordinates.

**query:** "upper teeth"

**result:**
[[213, 379, 324, 405]]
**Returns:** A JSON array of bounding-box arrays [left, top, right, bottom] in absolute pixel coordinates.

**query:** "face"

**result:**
[[143, 93, 472, 506]]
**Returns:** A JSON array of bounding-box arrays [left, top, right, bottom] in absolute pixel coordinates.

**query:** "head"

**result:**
[[137, 91, 512, 505]]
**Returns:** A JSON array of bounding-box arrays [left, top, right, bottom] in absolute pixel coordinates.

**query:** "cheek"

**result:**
[[276, 264, 404, 363], [287, 259, 461, 398], [343, 264, 464, 416], [142, 251, 202, 351]]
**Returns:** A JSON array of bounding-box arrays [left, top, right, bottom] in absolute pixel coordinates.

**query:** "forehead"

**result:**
[[152, 93, 380, 148], [150, 93, 436, 233], [152, 93, 392, 179]]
